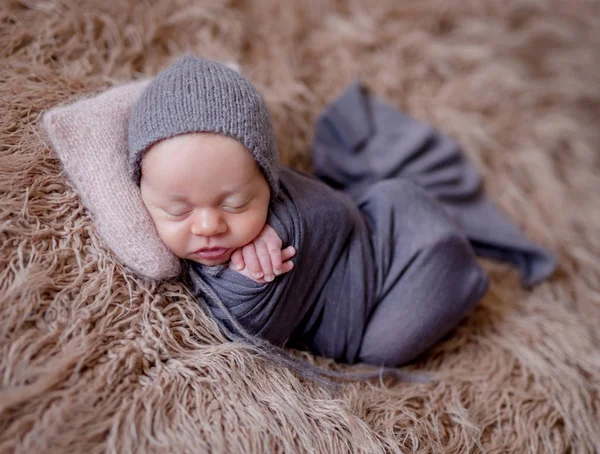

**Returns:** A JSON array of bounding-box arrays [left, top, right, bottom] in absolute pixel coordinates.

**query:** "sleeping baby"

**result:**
[[126, 55, 489, 370]]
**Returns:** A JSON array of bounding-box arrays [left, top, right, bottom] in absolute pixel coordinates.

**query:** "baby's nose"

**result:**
[[190, 209, 226, 237]]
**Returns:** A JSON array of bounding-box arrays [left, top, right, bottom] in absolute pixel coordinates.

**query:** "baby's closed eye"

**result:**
[[222, 198, 251, 213], [163, 206, 193, 218]]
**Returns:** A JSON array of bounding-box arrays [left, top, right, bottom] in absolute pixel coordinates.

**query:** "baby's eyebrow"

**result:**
[[221, 189, 245, 199], [165, 194, 191, 203], [220, 182, 252, 198], [161, 178, 253, 203]]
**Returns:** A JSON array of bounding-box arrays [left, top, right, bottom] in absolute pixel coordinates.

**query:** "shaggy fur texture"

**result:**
[[1, 0, 599, 452]]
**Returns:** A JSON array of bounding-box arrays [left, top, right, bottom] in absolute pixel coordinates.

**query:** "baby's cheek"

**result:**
[[232, 212, 266, 244], [155, 220, 188, 252]]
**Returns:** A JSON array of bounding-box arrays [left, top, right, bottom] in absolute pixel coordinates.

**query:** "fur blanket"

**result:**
[[1, 0, 599, 452]]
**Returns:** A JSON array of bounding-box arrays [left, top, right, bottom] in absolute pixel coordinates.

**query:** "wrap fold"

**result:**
[[312, 83, 556, 287]]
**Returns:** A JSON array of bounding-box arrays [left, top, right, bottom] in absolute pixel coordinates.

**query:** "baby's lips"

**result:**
[[194, 247, 230, 260]]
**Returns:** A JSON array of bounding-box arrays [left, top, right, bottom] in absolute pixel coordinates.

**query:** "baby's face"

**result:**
[[140, 133, 270, 266]]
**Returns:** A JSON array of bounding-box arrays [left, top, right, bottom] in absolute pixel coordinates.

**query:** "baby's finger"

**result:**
[[280, 259, 294, 275], [229, 248, 245, 271], [242, 243, 263, 279], [281, 246, 296, 262], [255, 240, 275, 282], [268, 244, 283, 276], [240, 267, 266, 283]]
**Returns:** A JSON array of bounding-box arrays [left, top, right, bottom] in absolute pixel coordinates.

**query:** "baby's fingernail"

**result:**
[[265, 275, 274, 282], [235, 264, 243, 271], [274, 268, 281, 275], [253, 272, 263, 279]]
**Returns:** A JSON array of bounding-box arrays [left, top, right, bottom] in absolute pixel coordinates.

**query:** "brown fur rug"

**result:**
[[1, 0, 600, 452]]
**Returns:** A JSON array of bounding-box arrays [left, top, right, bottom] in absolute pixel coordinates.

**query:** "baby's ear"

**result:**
[[42, 80, 182, 281]]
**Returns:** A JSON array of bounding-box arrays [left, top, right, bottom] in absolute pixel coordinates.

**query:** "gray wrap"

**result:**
[[313, 83, 556, 287], [187, 168, 489, 366], [187, 83, 555, 367]]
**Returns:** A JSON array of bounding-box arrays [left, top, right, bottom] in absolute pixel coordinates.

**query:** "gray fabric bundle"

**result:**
[[188, 83, 556, 367], [312, 83, 556, 287], [187, 166, 489, 367], [127, 55, 279, 195]]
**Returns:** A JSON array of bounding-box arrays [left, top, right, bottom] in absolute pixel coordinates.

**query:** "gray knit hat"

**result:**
[[127, 55, 279, 195]]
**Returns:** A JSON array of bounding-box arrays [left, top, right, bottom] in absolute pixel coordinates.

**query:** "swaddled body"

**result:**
[[128, 55, 496, 369], [187, 165, 489, 366]]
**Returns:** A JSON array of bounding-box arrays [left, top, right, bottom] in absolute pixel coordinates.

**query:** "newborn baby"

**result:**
[[127, 55, 489, 368]]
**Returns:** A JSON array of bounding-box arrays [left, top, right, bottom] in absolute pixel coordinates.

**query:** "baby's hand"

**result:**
[[229, 224, 296, 283]]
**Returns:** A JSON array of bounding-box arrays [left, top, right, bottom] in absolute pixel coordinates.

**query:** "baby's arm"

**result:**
[[229, 224, 296, 283]]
